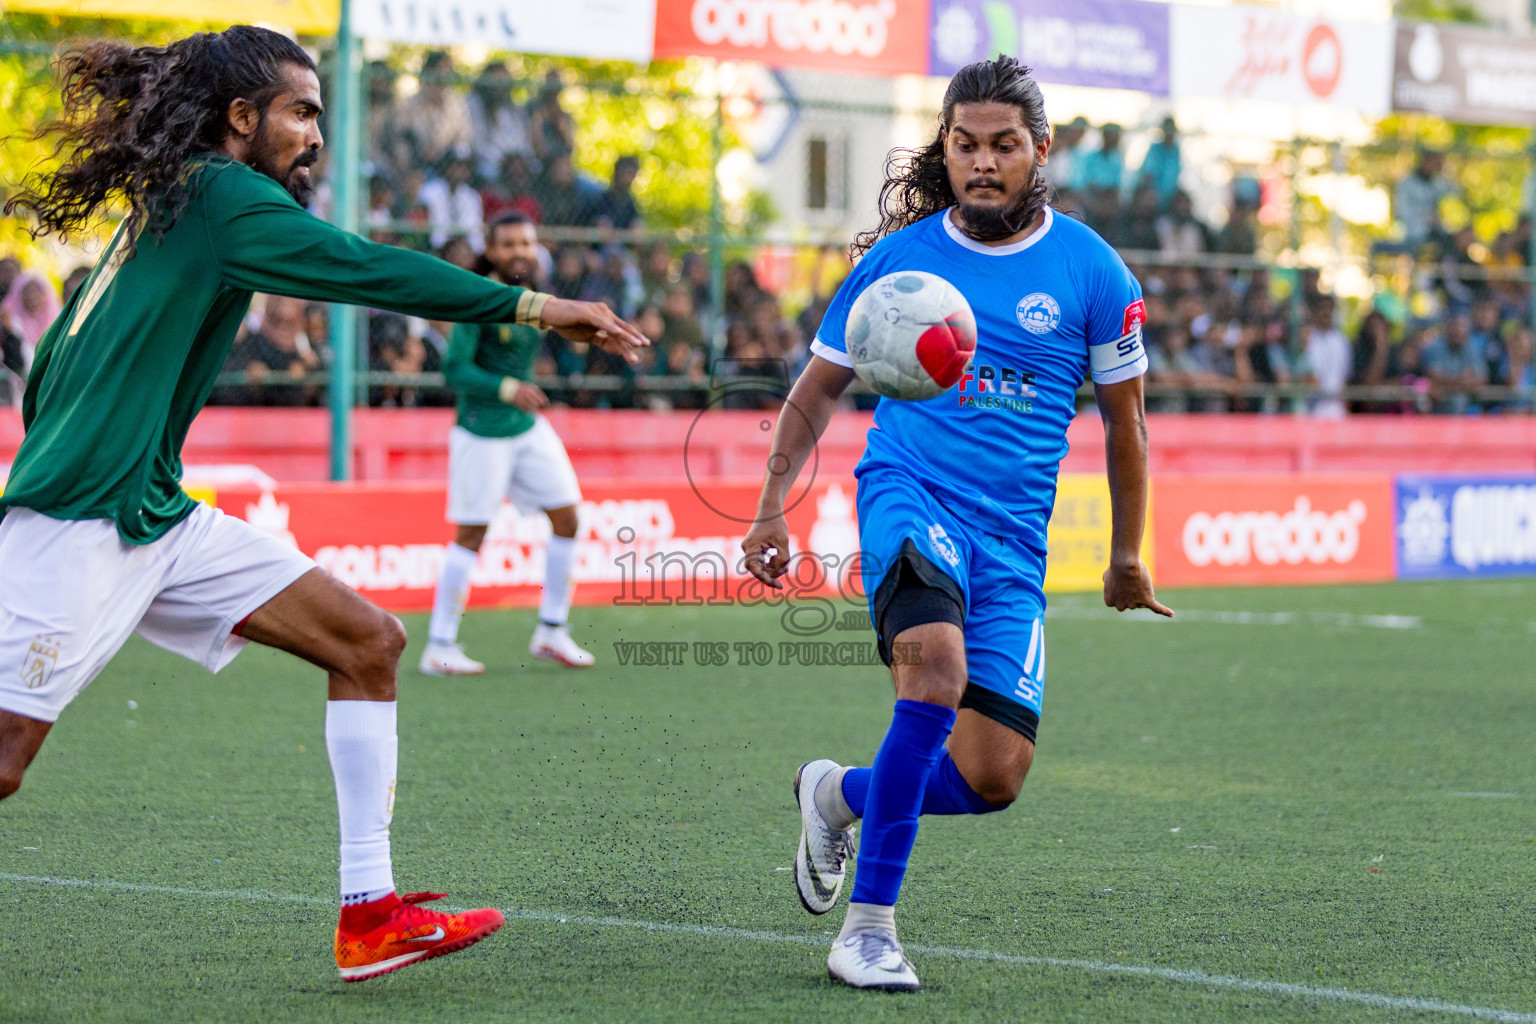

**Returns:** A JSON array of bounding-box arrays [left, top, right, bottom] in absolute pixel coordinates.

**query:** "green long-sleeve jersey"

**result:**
[[2, 155, 544, 543], [445, 318, 542, 438]]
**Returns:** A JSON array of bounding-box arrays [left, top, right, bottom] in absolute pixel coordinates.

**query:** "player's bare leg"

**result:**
[[0, 709, 52, 802], [529, 503, 593, 667], [241, 568, 504, 981], [421, 523, 488, 676], [947, 711, 1034, 807]]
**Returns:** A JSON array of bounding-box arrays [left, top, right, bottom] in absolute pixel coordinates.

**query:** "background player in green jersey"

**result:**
[[0, 26, 646, 981], [422, 212, 597, 675]]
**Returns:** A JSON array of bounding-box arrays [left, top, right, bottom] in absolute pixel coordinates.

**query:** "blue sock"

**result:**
[[842, 753, 1000, 817], [848, 699, 957, 907]]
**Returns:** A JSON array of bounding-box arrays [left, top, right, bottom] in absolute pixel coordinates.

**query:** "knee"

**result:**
[[0, 766, 23, 801], [344, 613, 406, 699], [894, 645, 968, 707], [969, 770, 1023, 809]]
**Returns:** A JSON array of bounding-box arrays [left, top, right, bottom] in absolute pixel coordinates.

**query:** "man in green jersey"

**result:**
[[0, 27, 646, 981], [422, 212, 595, 675]]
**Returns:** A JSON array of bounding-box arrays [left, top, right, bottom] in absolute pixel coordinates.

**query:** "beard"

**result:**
[[955, 172, 1041, 243], [250, 118, 320, 207], [497, 257, 536, 287]]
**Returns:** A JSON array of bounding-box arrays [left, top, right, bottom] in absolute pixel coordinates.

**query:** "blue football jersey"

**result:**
[[812, 207, 1146, 551]]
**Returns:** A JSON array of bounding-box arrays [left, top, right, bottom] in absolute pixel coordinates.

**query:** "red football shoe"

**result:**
[[334, 891, 505, 982]]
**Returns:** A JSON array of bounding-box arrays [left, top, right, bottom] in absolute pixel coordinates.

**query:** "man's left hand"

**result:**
[[1102, 559, 1173, 617]]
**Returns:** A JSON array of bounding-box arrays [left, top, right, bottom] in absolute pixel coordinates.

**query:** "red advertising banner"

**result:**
[[652, 0, 930, 75], [1152, 475, 1395, 587], [214, 478, 866, 614]]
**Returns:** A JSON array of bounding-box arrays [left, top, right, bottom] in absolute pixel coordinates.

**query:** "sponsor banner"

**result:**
[[354, 0, 656, 62], [1153, 475, 1395, 587], [651, 0, 929, 75], [210, 473, 1120, 613], [1393, 22, 1536, 126], [1169, 4, 1393, 115], [1, 0, 338, 32], [1395, 475, 1536, 579], [929, 0, 1169, 95], [1045, 474, 1153, 592]]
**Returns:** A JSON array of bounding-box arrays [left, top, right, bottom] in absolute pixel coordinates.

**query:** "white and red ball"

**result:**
[[845, 271, 977, 401]]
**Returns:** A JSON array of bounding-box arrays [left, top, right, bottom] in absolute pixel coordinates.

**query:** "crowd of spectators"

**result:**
[[1, 62, 1534, 418]]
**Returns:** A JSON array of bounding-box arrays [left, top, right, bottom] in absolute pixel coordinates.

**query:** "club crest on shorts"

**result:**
[[20, 634, 60, 691], [1015, 293, 1061, 335], [927, 524, 960, 568]]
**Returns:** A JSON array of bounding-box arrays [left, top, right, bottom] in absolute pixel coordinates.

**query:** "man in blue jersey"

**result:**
[[742, 56, 1172, 991]]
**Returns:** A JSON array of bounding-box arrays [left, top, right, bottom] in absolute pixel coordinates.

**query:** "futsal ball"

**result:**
[[845, 271, 977, 401]]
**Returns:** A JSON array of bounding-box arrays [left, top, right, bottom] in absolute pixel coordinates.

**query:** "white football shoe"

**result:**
[[418, 641, 485, 676], [794, 759, 856, 915], [826, 929, 920, 991], [530, 624, 595, 668]]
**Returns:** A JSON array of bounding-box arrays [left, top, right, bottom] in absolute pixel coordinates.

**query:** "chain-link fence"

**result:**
[[3, 37, 1534, 415]]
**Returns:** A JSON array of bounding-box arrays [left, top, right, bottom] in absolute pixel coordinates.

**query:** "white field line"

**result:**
[[1047, 607, 1423, 629], [2, 872, 1533, 1022]]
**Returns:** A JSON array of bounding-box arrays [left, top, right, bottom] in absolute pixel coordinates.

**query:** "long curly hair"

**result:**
[[6, 26, 315, 255], [852, 56, 1053, 259]]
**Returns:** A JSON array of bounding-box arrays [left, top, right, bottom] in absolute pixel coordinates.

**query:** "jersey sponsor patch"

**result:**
[[1122, 298, 1146, 336]]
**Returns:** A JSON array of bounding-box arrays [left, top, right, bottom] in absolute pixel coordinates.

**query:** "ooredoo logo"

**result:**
[[1182, 496, 1367, 568], [690, 0, 898, 57]]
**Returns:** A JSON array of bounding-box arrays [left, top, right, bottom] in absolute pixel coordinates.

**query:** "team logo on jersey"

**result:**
[[927, 524, 961, 568], [1015, 293, 1061, 335], [20, 634, 59, 691]]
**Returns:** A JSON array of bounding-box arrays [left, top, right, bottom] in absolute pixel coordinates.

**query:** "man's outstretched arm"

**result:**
[[208, 172, 646, 356], [1094, 374, 1173, 617]]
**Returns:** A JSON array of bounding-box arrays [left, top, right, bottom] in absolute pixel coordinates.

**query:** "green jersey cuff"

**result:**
[[515, 291, 552, 329]]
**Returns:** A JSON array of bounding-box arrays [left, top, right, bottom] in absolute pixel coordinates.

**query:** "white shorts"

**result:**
[[446, 417, 582, 525], [0, 502, 316, 723]]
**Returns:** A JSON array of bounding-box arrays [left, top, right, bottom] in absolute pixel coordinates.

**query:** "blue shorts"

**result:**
[[855, 468, 1048, 726]]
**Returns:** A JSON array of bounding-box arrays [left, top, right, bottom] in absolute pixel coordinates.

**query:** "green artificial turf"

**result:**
[[2, 580, 1534, 1022]]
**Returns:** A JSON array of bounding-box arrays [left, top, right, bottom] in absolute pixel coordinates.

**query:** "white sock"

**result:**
[[816, 766, 858, 830], [839, 901, 897, 940], [538, 535, 578, 627], [428, 542, 478, 645], [326, 700, 397, 900]]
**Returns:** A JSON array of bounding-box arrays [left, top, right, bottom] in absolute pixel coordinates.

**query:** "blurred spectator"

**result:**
[[467, 62, 533, 181], [1469, 294, 1504, 380], [1302, 296, 1349, 418], [1348, 309, 1393, 413], [1147, 321, 1226, 412], [2, 272, 61, 369], [438, 237, 478, 272], [420, 156, 483, 251], [481, 153, 542, 224], [1116, 185, 1161, 251], [1135, 116, 1182, 208], [0, 258, 20, 305], [1215, 197, 1260, 256], [365, 61, 400, 172], [1076, 123, 1125, 231], [0, 314, 25, 407], [1391, 149, 1455, 256], [224, 295, 322, 406], [639, 242, 674, 307], [396, 51, 472, 170], [589, 155, 642, 231], [1498, 326, 1533, 411], [1155, 191, 1212, 258], [528, 71, 576, 167], [725, 260, 769, 320], [1231, 313, 1291, 413], [61, 265, 92, 304], [1421, 313, 1487, 414], [580, 245, 643, 320], [1048, 116, 1088, 192], [536, 154, 591, 227]]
